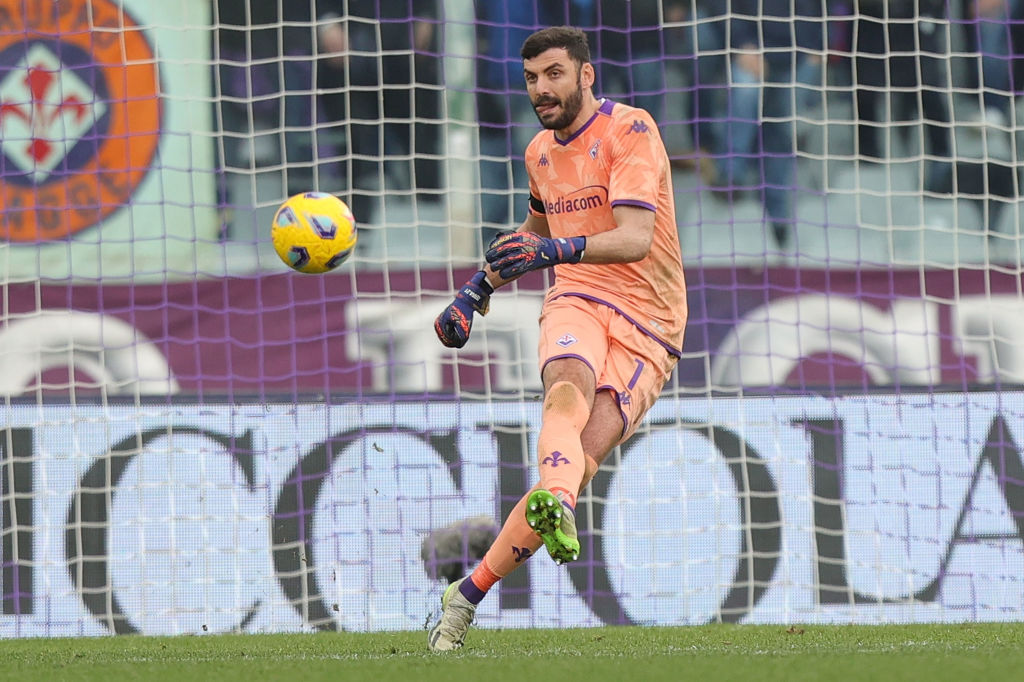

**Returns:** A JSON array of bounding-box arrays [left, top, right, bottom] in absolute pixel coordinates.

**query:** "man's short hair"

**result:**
[[520, 26, 591, 67]]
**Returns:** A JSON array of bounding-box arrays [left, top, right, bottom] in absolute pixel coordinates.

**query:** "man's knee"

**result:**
[[544, 380, 588, 415]]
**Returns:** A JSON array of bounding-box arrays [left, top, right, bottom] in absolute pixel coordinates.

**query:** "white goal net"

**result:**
[[1, 0, 1024, 636]]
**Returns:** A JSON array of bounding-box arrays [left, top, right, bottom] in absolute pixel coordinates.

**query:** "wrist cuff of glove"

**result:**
[[567, 236, 586, 264], [458, 270, 493, 314], [468, 270, 494, 295]]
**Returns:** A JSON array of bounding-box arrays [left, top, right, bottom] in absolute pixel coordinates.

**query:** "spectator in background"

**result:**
[[688, 3, 731, 161], [319, 0, 444, 227], [214, 0, 338, 208], [852, 0, 954, 193], [703, 0, 825, 250], [594, 0, 689, 124], [967, 0, 1022, 130], [474, 3, 546, 248]]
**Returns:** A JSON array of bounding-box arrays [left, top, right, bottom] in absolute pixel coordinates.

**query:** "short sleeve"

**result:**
[[608, 109, 663, 212]]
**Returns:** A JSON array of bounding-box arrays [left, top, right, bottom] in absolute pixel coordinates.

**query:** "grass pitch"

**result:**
[[5, 623, 1024, 681]]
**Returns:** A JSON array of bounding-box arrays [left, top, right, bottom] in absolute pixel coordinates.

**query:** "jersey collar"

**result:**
[[554, 98, 614, 146]]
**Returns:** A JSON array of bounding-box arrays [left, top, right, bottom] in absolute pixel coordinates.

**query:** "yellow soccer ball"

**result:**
[[271, 192, 357, 274]]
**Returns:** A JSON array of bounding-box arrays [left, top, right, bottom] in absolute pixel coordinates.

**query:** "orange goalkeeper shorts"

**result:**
[[537, 294, 680, 443]]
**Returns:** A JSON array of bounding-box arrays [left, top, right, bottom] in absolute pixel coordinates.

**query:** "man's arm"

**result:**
[[570, 205, 655, 264], [433, 212, 548, 348], [486, 204, 655, 279], [436, 201, 657, 347]]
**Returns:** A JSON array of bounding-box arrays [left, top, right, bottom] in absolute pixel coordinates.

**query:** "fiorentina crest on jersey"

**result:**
[[556, 333, 578, 348]]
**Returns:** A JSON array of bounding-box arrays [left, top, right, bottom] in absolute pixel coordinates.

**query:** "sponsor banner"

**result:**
[[1, 392, 1023, 637], [3, 267, 1024, 396], [0, 0, 217, 279]]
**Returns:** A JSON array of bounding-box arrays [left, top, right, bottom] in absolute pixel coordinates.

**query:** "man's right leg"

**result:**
[[428, 456, 599, 652], [427, 484, 544, 652]]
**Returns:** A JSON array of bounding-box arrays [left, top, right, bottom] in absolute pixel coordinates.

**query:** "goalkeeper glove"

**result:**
[[434, 270, 494, 348], [484, 232, 586, 279]]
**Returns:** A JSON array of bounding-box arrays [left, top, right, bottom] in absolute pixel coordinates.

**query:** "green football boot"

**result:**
[[525, 489, 580, 565]]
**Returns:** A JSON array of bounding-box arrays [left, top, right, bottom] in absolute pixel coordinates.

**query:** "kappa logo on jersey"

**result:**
[[627, 119, 650, 134], [588, 139, 601, 159], [556, 334, 578, 347], [0, 0, 161, 242], [539, 153, 549, 167]]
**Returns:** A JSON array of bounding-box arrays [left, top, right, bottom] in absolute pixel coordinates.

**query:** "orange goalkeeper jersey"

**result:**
[[526, 98, 687, 355]]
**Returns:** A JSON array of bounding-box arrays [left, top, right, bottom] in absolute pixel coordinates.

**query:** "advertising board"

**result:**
[[2, 392, 1022, 636]]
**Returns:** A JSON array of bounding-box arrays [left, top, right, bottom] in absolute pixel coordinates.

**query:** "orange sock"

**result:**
[[537, 381, 590, 508], [460, 555, 500, 604]]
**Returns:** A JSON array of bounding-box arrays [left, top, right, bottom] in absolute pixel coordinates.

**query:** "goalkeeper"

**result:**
[[429, 26, 688, 652]]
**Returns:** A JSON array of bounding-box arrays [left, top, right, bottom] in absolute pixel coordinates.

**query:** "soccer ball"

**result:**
[[271, 192, 357, 274]]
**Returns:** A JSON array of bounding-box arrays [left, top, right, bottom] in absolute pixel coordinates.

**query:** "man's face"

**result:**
[[523, 48, 585, 131]]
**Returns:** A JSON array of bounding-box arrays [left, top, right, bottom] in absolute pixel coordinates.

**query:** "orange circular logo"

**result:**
[[0, 0, 161, 242]]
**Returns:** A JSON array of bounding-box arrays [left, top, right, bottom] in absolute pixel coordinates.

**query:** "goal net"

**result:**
[[2, 0, 1024, 637]]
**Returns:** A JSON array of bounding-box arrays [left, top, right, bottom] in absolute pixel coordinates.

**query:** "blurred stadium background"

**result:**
[[3, 0, 1024, 638]]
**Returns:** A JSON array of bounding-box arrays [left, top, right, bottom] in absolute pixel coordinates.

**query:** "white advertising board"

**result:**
[[1, 392, 1022, 637]]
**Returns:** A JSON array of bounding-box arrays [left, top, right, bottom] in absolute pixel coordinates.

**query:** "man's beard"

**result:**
[[533, 81, 584, 131]]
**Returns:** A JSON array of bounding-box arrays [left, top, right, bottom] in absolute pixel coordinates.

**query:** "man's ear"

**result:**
[[580, 62, 596, 89]]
